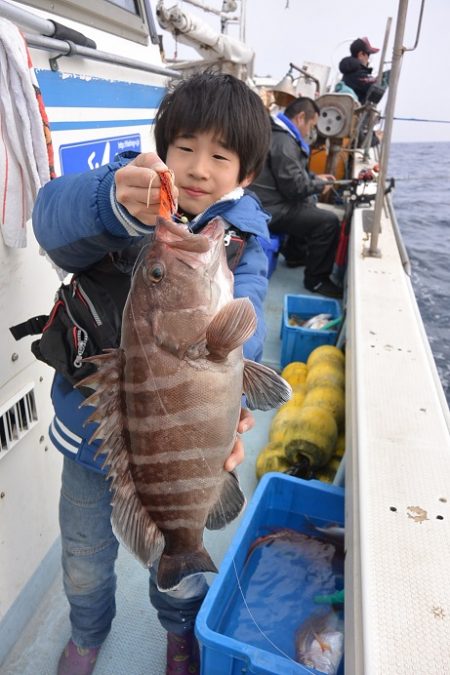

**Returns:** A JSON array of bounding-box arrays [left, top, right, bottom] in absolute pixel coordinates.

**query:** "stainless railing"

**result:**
[[0, 0, 181, 78]]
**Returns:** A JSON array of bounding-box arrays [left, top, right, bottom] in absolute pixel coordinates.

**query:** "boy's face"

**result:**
[[165, 131, 252, 216]]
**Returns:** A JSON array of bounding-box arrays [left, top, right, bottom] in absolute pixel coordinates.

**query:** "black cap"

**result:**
[[350, 37, 379, 57]]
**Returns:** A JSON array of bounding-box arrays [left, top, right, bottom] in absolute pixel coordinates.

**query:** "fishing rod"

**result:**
[[388, 116, 450, 124]]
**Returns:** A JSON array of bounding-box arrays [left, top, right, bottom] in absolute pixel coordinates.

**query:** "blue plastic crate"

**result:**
[[259, 234, 283, 278], [280, 294, 342, 368], [196, 474, 345, 675]]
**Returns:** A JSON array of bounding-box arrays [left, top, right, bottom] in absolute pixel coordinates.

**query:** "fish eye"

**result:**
[[144, 262, 165, 283]]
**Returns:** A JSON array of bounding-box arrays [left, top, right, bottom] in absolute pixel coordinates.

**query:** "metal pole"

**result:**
[[23, 33, 182, 78], [0, 0, 55, 35], [367, 0, 409, 256], [239, 0, 247, 44], [376, 16, 392, 85]]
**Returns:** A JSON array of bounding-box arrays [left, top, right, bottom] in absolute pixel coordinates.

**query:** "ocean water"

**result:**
[[389, 142, 450, 404]]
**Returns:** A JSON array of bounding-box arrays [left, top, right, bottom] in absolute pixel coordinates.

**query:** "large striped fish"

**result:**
[[79, 216, 291, 591]]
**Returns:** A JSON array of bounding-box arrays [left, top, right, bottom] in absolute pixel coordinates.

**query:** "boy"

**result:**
[[32, 72, 272, 675]]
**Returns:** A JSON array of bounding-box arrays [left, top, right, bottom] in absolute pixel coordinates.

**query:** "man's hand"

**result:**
[[114, 152, 179, 226], [316, 173, 336, 196], [317, 173, 336, 183], [223, 408, 255, 472]]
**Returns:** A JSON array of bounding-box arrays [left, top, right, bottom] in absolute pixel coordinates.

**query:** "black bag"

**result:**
[[10, 272, 122, 387], [10, 230, 246, 389]]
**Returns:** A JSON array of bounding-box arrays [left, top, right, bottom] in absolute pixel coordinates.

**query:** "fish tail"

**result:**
[[157, 547, 217, 592]]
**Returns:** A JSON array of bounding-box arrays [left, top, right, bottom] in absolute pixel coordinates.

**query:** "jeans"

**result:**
[[59, 457, 208, 648]]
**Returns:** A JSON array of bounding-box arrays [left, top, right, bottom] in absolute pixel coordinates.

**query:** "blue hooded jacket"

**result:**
[[32, 154, 271, 472]]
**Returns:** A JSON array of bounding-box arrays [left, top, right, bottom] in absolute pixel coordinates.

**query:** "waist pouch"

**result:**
[[10, 274, 122, 390], [10, 230, 246, 389]]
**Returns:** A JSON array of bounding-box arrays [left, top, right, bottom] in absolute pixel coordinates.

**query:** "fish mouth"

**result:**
[[199, 216, 226, 244], [155, 217, 209, 253], [155, 216, 225, 250], [154, 216, 225, 269]]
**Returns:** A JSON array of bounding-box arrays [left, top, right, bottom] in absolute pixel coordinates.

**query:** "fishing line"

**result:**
[[230, 556, 301, 666]]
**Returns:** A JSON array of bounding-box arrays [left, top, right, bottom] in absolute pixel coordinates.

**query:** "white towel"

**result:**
[[0, 18, 50, 247]]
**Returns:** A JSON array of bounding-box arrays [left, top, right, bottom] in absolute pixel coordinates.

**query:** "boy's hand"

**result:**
[[115, 152, 179, 226], [224, 408, 255, 472]]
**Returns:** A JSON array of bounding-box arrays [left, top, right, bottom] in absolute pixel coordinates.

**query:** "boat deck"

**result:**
[[2, 258, 308, 675]]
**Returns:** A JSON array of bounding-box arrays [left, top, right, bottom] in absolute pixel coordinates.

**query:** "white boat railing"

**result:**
[[0, 0, 182, 77], [23, 32, 182, 77]]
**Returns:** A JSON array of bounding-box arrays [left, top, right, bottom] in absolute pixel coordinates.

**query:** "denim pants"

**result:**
[[60, 457, 209, 648]]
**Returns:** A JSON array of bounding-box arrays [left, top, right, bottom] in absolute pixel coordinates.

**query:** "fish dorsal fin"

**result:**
[[206, 471, 246, 530], [78, 350, 164, 567], [243, 359, 292, 411], [206, 298, 256, 360]]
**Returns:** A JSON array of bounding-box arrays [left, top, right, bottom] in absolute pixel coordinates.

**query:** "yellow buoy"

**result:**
[[276, 386, 306, 413], [269, 404, 303, 443], [315, 455, 342, 482], [335, 432, 346, 457], [255, 441, 291, 479], [280, 361, 308, 388], [303, 385, 345, 430], [306, 362, 345, 392], [306, 345, 345, 372], [283, 405, 338, 470]]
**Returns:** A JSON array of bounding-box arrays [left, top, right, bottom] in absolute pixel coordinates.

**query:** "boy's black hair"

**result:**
[[284, 96, 320, 122], [154, 71, 271, 182]]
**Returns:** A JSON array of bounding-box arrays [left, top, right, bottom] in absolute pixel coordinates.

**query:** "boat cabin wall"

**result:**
[[0, 0, 169, 656]]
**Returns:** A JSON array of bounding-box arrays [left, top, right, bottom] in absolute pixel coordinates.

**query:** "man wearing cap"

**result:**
[[338, 37, 379, 104]]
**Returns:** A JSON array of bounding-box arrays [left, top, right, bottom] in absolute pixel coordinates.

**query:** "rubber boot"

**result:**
[[57, 639, 100, 675], [166, 630, 200, 675]]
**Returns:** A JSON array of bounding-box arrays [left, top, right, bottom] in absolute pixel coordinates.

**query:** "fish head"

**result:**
[[126, 216, 233, 356], [295, 610, 343, 673]]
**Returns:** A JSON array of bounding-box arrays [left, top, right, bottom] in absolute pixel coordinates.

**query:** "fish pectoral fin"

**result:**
[[206, 471, 246, 530], [206, 298, 256, 359], [157, 548, 217, 592], [243, 359, 292, 411]]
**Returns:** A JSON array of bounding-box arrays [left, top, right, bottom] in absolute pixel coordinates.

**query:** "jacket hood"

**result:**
[[271, 115, 291, 136], [339, 55, 364, 74]]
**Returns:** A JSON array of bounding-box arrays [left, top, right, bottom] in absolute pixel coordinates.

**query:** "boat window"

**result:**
[[19, 0, 154, 45], [107, 0, 139, 14]]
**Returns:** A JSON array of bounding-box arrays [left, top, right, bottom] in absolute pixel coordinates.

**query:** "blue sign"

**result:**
[[59, 134, 141, 175]]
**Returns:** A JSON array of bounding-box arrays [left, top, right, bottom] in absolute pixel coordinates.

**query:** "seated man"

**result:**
[[338, 37, 379, 104], [250, 97, 341, 299]]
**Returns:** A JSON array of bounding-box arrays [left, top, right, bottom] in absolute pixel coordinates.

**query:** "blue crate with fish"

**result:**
[[196, 473, 345, 675], [258, 234, 284, 278], [280, 294, 342, 368]]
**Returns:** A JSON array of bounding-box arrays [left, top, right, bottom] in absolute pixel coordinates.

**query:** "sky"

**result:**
[[158, 0, 450, 143]]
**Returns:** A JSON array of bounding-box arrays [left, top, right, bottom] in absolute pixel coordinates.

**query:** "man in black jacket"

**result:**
[[251, 97, 342, 298], [339, 37, 379, 104]]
